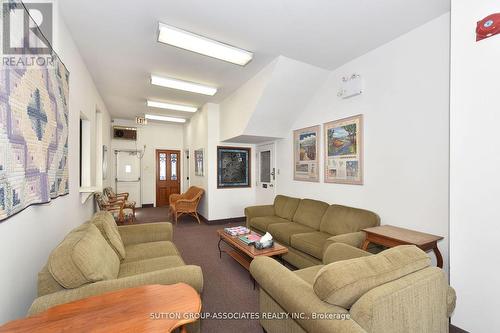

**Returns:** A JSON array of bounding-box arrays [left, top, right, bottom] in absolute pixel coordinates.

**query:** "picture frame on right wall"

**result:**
[[324, 114, 363, 185]]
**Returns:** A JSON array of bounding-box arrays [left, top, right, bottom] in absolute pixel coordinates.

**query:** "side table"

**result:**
[[362, 225, 444, 268]]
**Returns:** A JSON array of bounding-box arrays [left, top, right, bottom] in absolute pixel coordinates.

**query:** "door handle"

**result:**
[[271, 168, 276, 181]]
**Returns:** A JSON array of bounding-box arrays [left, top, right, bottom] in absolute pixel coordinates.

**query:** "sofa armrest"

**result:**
[[169, 193, 182, 205], [323, 231, 367, 252], [323, 243, 372, 264], [244, 205, 275, 226], [118, 222, 173, 245], [28, 265, 203, 315], [447, 286, 456, 317], [250, 257, 366, 333]]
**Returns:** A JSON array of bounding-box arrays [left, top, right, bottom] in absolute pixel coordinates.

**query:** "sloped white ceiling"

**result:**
[[59, 0, 449, 120]]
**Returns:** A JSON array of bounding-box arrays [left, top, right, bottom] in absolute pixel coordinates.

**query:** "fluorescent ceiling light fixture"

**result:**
[[158, 23, 253, 66], [146, 100, 198, 113], [151, 75, 217, 96], [145, 114, 186, 123]]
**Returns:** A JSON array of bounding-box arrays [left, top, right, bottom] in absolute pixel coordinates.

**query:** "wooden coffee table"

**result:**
[[217, 229, 288, 283], [362, 225, 444, 268], [0, 284, 201, 333]]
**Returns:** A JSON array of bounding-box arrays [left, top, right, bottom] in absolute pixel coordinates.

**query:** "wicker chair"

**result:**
[[103, 186, 136, 218], [95, 192, 134, 224], [169, 186, 204, 224]]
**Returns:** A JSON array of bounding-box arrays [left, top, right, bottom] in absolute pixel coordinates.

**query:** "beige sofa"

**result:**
[[29, 211, 203, 321], [245, 195, 380, 268], [250, 243, 456, 333]]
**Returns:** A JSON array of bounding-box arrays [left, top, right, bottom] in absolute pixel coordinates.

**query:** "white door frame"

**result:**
[[114, 149, 142, 206], [256, 141, 277, 204]]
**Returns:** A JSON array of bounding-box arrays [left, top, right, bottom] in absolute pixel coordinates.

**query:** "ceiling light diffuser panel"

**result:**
[[151, 75, 217, 96], [158, 23, 253, 66], [146, 100, 198, 112], [145, 114, 186, 123]]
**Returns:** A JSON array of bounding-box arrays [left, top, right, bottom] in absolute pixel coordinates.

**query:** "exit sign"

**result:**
[[135, 116, 147, 125]]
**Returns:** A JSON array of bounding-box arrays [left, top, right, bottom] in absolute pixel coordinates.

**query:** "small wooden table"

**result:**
[[0, 284, 201, 333], [362, 225, 444, 268], [217, 230, 288, 287]]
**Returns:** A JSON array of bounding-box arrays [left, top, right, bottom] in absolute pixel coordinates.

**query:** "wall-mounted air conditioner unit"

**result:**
[[113, 126, 137, 140]]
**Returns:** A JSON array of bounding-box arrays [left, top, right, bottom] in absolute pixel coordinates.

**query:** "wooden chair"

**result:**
[[103, 187, 136, 218], [169, 186, 204, 224], [95, 192, 134, 224]]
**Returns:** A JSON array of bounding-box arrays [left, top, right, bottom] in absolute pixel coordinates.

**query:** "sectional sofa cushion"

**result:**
[[267, 222, 315, 245], [118, 256, 185, 278], [274, 195, 300, 220], [319, 204, 380, 236], [292, 199, 329, 229], [122, 241, 180, 263], [250, 216, 290, 233], [291, 231, 332, 259], [48, 224, 120, 289], [91, 211, 126, 260], [313, 245, 430, 308]]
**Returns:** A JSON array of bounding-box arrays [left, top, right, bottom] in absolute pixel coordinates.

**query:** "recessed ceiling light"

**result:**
[[151, 75, 217, 96], [157, 22, 253, 66], [146, 100, 198, 113], [145, 114, 186, 123]]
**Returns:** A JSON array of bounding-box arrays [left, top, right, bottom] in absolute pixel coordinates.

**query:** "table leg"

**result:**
[[433, 245, 443, 268], [361, 239, 370, 251], [217, 237, 222, 259]]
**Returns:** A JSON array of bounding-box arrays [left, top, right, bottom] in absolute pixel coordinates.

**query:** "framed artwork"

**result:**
[[217, 146, 251, 188], [324, 114, 363, 185], [194, 149, 204, 176], [293, 125, 320, 182]]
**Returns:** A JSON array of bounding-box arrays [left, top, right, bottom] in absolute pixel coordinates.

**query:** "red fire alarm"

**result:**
[[476, 13, 500, 41]]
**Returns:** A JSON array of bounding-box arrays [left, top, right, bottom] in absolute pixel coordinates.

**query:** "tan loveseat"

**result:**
[[245, 195, 380, 268], [250, 243, 456, 333], [29, 211, 203, 318]]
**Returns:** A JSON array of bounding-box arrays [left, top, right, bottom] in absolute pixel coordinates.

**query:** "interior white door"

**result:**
[[256, 143, 276, 204], [115, 151, 141, 206]]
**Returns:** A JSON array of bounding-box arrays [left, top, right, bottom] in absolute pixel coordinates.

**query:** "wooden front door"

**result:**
[[156, 150, 181, 207]]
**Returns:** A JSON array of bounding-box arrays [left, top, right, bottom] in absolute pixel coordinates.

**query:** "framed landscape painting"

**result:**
[[293, 125, 320, 182], [217, 147, 251, 188], [194, 149, 204, 176], [324, 114, 363, 185]]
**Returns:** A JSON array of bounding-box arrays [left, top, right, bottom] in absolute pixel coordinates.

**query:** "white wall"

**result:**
[[0, 1, 111, 323], [184, 103, 256, 220], [276, 14, 450, 269], [111, 119, 184, 206], [183, 106, 209, 216], [220, 60, 276, 142], [450, 1, 500, 331], [206, 104, 256, 220]]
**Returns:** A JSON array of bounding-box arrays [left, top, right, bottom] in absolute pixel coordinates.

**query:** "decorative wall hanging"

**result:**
[[293, 125, 320, 182], [324, 115, 363, 185], [0, 3, 70, 221], [217, 146, 251, 188], [194, 148, 204, 176]]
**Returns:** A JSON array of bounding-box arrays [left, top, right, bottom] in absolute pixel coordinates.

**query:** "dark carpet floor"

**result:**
[[134, 207, 261, 333]]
